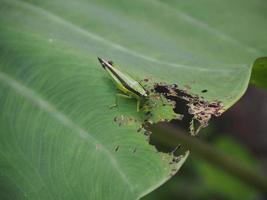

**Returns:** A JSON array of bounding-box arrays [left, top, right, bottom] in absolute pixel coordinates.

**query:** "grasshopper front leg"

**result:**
[[137, 99, 140, 112]]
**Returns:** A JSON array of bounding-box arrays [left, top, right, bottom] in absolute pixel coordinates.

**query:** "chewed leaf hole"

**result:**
[[145, 121, 187, 157], [152, 83, 224, 136], [112, 79, 224, 159]]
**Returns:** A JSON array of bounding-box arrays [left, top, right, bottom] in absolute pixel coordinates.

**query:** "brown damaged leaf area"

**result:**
[[140, 79, 183, 124], [111, 80, 189, 175], [111, 78, 223, 175], [153, 83, 225, 136], [111, 78, 190, 166], [113, 78, 225, 138]]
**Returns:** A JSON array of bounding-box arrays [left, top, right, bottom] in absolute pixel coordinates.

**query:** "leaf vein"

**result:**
[[9, 0, 245, 72], [0, 71, 136, 195]]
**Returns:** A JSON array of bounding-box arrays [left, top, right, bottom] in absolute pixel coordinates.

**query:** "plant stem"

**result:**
[[150, 123, 267, 193]]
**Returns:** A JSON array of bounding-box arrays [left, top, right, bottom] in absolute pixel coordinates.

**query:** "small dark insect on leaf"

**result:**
[[143, 78, 149, 82], [108, 60, 113, 65], [201, 89, 208, 93], [115, 145, 119, 151], [132, 147, 137, 153], [137, 127, 142, 132], [145, 111, 151, 116]]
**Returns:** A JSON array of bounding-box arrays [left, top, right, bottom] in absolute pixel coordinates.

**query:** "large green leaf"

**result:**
[[0, 0, 266, 199]]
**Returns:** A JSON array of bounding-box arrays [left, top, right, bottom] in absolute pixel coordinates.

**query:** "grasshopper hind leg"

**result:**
[[109, 93, 132, 109], [109, 93, 142, 112]]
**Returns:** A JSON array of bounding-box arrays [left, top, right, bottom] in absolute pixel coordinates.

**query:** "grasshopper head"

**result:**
[[98, 57, 108, 69], [98, 57, 114, 68]]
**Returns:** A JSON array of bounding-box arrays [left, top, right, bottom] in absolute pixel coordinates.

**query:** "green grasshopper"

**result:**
[[98, 57, 148, 111]]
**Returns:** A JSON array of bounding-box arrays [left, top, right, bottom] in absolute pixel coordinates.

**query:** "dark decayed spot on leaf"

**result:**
[[143, 78, 149, 82], [137, 127, 142, 132], [115, 145, 119, 152], [113, 115, 138, 127]]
